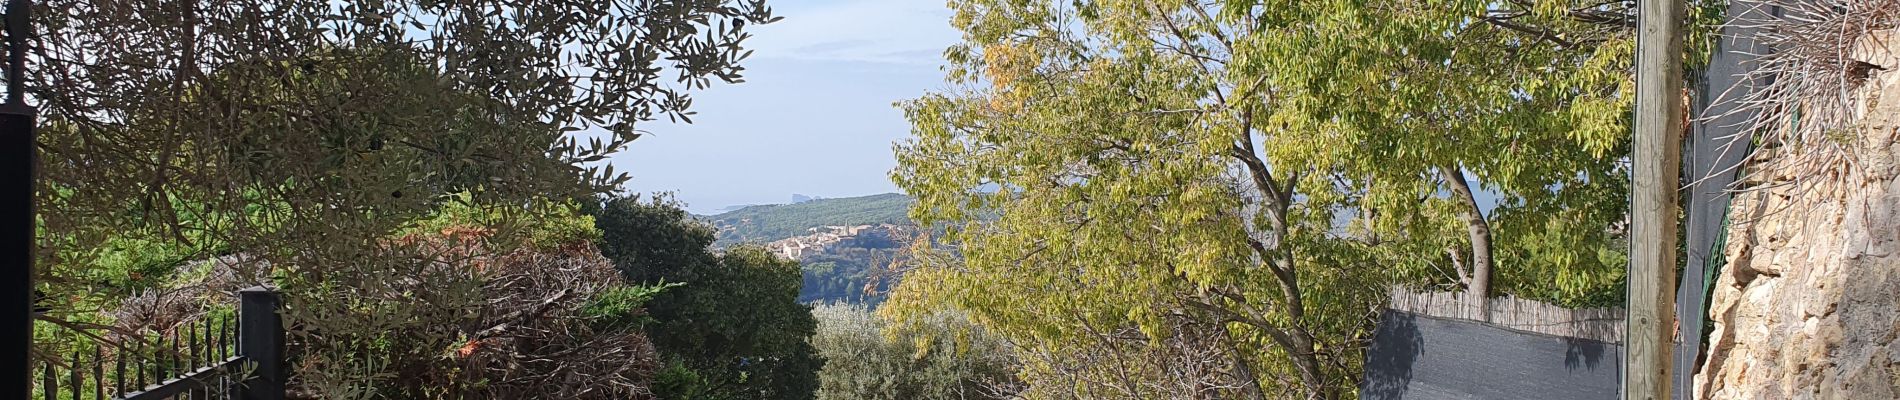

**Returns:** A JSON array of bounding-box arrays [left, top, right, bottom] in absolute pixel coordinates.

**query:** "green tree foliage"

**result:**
[[404, 193, 603, 250], [811, 303, 1016, 400], [1246, 0, 1640, 307], [594, 195, 823, 400], [41, 0, 779, 165], [583, 281, 687, 331], [30, 49, 623, 396], [37, 0, 782, 290], [889, 0, 1679, 397], [799, 253, 895, 305], [33, 1, 781, 390], [706, 193, 914, 243]]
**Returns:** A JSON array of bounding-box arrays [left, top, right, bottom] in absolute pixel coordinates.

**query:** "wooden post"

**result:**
[[236, 287, 285, 400], [1630, 0, 1685, 399], [2, 1, 33, 398]]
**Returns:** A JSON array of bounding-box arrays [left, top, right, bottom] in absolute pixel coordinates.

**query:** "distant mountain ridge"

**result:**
[[702, 193, 913, 245], [714, 204, 758, 213]]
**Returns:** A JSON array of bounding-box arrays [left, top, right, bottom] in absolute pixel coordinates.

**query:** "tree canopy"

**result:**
[[887, 0, 1696, 397], [594, 195, 823, 400], [811, 303, 1016, 400], [35, 0, 781, 307], [30, 1, 782, 397]]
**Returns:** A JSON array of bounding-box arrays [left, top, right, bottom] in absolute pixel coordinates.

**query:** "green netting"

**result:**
[[1701, 205, 1729, 337]]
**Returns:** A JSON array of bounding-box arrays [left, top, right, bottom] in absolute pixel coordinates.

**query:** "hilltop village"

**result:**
[[768, 223, 911, 260]]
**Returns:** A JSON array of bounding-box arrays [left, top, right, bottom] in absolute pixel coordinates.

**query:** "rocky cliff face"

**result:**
[[1695, 35, 1900, 399]]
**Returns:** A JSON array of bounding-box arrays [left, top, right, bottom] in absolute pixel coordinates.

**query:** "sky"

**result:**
[[607, 0, 961, 214]]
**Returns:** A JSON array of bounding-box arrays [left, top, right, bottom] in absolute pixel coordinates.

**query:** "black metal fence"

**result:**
[[34, 287, 285, 400]]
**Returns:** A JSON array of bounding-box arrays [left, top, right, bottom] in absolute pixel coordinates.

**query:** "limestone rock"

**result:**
[[1695, 33, 1900, 399]]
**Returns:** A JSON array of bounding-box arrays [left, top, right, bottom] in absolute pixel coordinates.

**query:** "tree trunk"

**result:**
[[1205, 286, 1332, 400], [1287, 329, 1332, 400], [1230, 117, 1331, 399], [1440, 166, 1494, 319]]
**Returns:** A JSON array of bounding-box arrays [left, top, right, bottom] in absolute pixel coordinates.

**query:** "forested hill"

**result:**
[[702, 193, 913, 244]]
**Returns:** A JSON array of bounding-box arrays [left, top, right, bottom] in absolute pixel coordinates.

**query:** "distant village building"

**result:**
[[768, 224, 905, 260]]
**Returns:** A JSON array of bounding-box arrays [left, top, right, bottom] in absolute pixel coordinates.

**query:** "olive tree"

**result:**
[[811, 303, 1016, 400], [30, 1, 779, 397]]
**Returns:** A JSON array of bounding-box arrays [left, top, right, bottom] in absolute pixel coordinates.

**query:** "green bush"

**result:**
[[402, 194, 601, 250], [654, 359, 713, 399], [811, 303, 1017, 400], [582, 281, 683, 331], [594, 195, 824, 400]]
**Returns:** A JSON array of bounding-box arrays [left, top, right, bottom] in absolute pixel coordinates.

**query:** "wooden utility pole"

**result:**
[[1630, 0, 1685, 399]]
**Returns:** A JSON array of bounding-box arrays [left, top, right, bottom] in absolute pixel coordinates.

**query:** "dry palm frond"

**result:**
[[1710, 0, 1900, 189]]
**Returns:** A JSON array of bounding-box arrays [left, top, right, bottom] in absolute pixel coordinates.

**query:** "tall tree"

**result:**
[[31, 1, 780, 396], [36, 0, 779, 283], [1257, 0, 1650, 308], [890, 0, 1657, 397], [594, 195, 822, 400]]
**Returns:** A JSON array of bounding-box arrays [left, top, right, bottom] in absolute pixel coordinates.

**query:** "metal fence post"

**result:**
[[3, 1, 34, 399], [235, 287, 284, 400]]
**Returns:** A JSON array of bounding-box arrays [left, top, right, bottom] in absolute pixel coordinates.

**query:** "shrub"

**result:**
[[595, 195, 824, 400], [582, 281, 682, 331], [109, 230, 667, 399], [811, 303, 1017, 400]]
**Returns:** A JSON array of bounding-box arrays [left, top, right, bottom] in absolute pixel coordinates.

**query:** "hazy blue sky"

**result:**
[[607, 0, 960, 214]]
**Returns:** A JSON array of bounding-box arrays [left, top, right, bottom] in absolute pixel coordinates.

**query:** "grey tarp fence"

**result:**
[[1361, 309, 1697, 400], [1679, 0, 1767, 394]]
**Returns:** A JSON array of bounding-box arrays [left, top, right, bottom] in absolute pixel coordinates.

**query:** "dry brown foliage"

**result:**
[[110, 231, 661, 399], [1715, 0, 1900, 189], [457, 242, 660, 400]]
